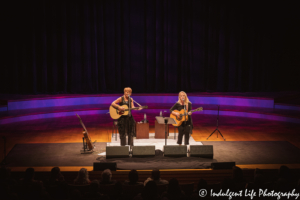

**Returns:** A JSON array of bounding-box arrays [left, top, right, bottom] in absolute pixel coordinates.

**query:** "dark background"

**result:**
[[1, 0, 300, 94]]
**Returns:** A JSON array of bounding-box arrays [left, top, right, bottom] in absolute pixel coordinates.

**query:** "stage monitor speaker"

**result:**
[[106, 146, 129, 158], [132, 146, 155, 157], [211, 162, 235, 169], [93, 162, 117, 171], [164, 145, 187, 157], [190, 145, 213, 158]]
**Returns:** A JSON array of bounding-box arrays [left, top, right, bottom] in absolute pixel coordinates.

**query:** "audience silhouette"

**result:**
[[0, 165, 299, 200]]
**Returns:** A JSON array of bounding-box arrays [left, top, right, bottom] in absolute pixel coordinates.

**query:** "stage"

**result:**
[[4, 140, 300, 170], [1, 92, 300, 171]]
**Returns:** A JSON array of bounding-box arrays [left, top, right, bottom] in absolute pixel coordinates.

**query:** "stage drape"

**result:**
[[1, 0, 299, 94]]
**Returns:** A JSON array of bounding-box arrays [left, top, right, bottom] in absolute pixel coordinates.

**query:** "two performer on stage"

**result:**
[[111, 88, 193, 146]]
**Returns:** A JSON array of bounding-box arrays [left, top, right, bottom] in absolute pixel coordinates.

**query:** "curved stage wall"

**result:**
[[7, 95, 274, 110], [0, 94, 299, 124]]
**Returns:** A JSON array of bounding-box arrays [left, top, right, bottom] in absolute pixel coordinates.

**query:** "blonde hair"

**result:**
[[124, 87, 132, 94], [177, 91, 191, 105]]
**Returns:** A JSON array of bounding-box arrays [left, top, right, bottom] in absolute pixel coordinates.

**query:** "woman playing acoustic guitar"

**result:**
[[170, 91, 193, 145], [111, 87, 142, 146]]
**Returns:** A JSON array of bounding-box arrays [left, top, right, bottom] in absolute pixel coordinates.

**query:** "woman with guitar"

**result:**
[[111, 87, 142, 146], [170, 91, 193, 145]]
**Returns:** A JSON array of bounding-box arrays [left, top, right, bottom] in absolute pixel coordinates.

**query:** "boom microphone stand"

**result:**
[[207, 105, 225, 141]]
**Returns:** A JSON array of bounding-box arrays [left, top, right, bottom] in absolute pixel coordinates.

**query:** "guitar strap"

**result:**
[[120, 96, 142, 107], [133, 99, 142, 107]]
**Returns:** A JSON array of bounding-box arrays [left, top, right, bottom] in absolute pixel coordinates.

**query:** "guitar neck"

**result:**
[[126, 106, 146, 111], [182, 108, 202, 116]]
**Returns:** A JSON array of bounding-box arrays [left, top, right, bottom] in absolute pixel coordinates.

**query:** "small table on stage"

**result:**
[[155, 120, 169, 138], [136, 122, 149, 139]]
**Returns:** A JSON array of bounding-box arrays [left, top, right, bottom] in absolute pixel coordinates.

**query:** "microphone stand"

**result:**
[[128, 95, 131, 117], [184, 102, 187, 125], [127, 95, 133, 148], [207, 105, 225, 141]]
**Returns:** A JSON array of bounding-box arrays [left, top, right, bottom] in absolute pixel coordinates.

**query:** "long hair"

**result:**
[[74, 168, 90, 185], [177, 91, 191, 105]]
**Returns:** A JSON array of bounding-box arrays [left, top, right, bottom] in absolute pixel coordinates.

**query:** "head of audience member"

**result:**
[[24, 168, 35, 182], [167, 178, 181, 194], [278, 165, 290, 180], [74, 168, 90, 185], [101, 169, 112, 184], [197, 178, 207, 191], [129, 169, 139, 184], [151, 169, 160, 181], [232, 166, 244, 183], [142, 181, 158, 199], [50, 167, 64, 182]]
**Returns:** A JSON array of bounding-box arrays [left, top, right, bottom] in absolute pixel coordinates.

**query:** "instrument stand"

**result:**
[[112, 120, 118, 141], [207, 105, 225, 141], [174, 126, 177, 139], [81, 137, 94, 154], [156, 117, 176, 146]]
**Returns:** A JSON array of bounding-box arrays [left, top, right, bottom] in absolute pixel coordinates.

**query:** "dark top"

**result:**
[[117, 96, 136, 137], [170, 102, 193, 128], [119, 96, 132, 107]]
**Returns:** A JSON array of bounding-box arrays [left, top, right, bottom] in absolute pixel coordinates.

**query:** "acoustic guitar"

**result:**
[[76, 114, 94, 151], [109, 105, 148, 119], [170, 107, 203, 127]]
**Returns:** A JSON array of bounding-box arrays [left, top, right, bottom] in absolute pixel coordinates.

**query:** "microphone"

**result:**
[[182, 97, 185, 101]]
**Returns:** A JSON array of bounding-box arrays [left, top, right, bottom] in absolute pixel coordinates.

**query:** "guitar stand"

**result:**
[[81, 137, 94, 154]]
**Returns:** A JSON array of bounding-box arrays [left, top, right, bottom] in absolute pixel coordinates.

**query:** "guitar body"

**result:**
[[109, 105, 129, 119], [170, 107, 203, 127], [83, 131, 94, 150], [170, 109, 189, 127]]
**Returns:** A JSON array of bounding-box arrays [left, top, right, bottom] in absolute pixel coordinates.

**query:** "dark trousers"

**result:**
[[120, 134, 133, 146], [177, 124, 191, 145]]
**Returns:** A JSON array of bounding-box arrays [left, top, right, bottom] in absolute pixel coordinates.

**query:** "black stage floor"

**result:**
[[4, 141, 300, 170]]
